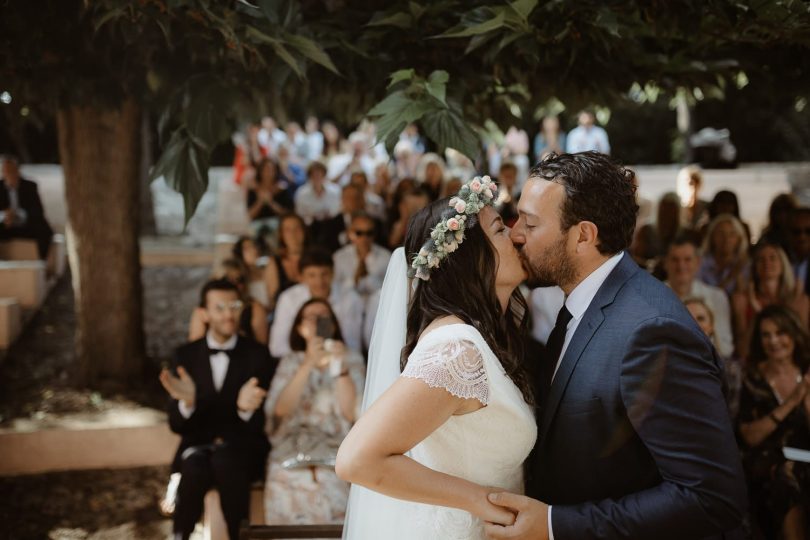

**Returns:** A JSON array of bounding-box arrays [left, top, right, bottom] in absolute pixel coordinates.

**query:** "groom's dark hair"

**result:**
[[529, 151, 638, 255]]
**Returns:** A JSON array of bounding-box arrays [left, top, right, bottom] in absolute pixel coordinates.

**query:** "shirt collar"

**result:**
[[206, 331, 238, 351], [565, 252, 625, 322]]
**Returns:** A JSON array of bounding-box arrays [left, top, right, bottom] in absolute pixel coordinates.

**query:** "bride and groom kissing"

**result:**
[[335, 152, 747, 540]]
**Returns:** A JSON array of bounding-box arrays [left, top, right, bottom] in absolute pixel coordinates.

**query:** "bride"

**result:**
[[336, 176, 537, 539]]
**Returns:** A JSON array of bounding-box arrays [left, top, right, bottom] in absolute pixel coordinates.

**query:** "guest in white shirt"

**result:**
[[305, 116, 324, 162], [294, 160, 341, 225], [270, 249, 364, 358], [566, 110, 611, 155], [664, 236, 734, 358], [333, 212, 391, 297], [349, 170, 386, 223]]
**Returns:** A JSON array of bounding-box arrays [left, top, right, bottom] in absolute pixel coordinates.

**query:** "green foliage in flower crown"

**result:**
[[410, 175, 499, 281]]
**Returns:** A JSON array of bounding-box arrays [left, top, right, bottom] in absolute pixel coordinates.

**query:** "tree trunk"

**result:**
[[57, 98, 145, 386], [139, 113, 157, 236]]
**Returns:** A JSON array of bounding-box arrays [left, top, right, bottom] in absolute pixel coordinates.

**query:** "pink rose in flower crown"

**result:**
[[470, 179, 482, 193], [447, 217, 461, 231], [490, 182, 498, 192], [454, 199, 467, 213]]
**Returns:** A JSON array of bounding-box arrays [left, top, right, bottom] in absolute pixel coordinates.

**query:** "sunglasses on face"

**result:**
[[792, 227, 810, 236], [353, 229, 375, 237], [211, 301, 244, 313]]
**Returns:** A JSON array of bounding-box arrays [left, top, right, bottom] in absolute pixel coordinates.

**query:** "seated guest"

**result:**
[[387, 186, 430, 250], [160, 278, 277, 540], [676, 165, 710, 231], [415, 152, 446, 201], [189, 259, 269, 346], [789, 207, 810, 295], [0, 155, 53, 259], [664, 235, 734, 358], [247, 158, 294, 240], [269, 249, 363, 358], [294, 160, 341, 226], [700, 214, 750, 296], [737, 305, 810, 539], [232, 235, 273, 311], [684, 297, 742, 419], [700, 190, 751, 244], [333, 212, 391, 298], [263, 298, 364, 525], [311, 183, 369, 254], [348, 170, 386, 223], [732, 240, 809, 359], [761, 193, 799, 258], [494, 161, 519, 227], [264, 213, 307, 308]]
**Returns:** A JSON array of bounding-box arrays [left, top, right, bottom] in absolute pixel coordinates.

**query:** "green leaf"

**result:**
[[272, 41, 304, 77], [421, 107, 480, 161], [388, 68, 416, 87], [426, 70, 449, 105], [409, 2, 426, 20], [284, 33, 340, 74], [594, 9, 621, 38], [367, 11, 413, 29], [367, 90, 436, 154], [151, 129, 211, 225], [509, 0, 538, 21], [256, 0, 281, 25], [93, 6, 127, 33], [437, 11, 505, 38]]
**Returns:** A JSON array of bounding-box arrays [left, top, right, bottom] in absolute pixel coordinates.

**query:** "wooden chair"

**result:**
[[239, 523, 343, 539]]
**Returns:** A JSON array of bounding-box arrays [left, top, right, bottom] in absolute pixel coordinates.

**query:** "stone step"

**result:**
[[0, 260, 46, 309], [0, 407, 179, 476]]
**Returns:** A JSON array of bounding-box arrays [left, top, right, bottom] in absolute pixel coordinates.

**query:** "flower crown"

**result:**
[[409, 175, 498, 281]]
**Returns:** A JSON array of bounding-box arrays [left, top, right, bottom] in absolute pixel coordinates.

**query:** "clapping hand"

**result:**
[[159, 366, 196, 408], [237, 377, 267, 413], [483, 492, 549, 540]]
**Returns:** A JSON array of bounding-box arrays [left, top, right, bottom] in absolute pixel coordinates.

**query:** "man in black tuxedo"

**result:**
[[159, 278, 277, 540], [0, 155, 53, 259]]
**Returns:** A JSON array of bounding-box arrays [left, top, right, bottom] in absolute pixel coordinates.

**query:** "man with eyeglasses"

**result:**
[[159, 278, 277, 540], [789, 207, 810, 296]]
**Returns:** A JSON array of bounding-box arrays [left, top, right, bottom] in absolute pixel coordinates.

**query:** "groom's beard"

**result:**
[[520, 235, 576, 289]]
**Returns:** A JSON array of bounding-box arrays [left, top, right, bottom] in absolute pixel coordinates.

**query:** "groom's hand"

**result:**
[[483, 492, 549, 540]]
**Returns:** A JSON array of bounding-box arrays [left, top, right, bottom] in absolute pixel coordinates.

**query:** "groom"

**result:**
[[486, 152, 746, 539]]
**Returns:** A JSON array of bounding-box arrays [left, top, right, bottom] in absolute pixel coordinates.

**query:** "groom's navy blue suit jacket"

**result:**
[[526, 253, 746, 540]]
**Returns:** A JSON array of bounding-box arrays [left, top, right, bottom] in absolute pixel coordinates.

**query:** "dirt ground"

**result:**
[[0, 266, 210, 539]]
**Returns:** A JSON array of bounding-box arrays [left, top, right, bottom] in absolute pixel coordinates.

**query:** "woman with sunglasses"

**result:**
[[332, 212, 391, 297]]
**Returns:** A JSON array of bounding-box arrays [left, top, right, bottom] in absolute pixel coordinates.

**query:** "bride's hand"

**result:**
[[471, 488, 517, 526]]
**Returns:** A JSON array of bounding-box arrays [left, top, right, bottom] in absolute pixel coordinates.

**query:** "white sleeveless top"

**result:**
[[396, 323, 537, 539]]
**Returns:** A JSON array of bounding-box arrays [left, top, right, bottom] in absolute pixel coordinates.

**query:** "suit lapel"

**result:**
[[538, 253, 639, 443]]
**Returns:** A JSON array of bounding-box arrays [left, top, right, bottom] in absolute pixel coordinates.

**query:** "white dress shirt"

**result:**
[[293, 182, 341, 225], [565, 125, 611, 155], [269, 283, 364, 358], [0, 184, 28, 226], [333, 244, 392, 297], [548, 251, 624, 540], [178, 332, 253, 422]]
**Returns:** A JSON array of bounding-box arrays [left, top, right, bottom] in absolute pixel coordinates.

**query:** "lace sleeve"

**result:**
[[401, 338, 489, 405]]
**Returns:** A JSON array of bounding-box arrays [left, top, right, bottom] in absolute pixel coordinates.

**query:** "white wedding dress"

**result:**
[[344, 321, 537, 539]]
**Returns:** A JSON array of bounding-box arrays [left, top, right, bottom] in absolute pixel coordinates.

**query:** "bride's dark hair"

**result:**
[[402, 197, 533, 404]]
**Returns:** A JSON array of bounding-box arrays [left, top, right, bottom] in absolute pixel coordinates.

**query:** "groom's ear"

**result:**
[[574, 221, 600, 253]]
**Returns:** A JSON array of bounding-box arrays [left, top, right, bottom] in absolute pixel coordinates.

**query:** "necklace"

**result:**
[[766, 369, 802, 405]]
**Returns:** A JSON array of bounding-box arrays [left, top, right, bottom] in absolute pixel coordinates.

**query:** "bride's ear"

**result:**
[[574, 221, 599, 253]]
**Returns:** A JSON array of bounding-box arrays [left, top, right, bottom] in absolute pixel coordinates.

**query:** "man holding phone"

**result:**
[[159, 278, 277, 540]]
